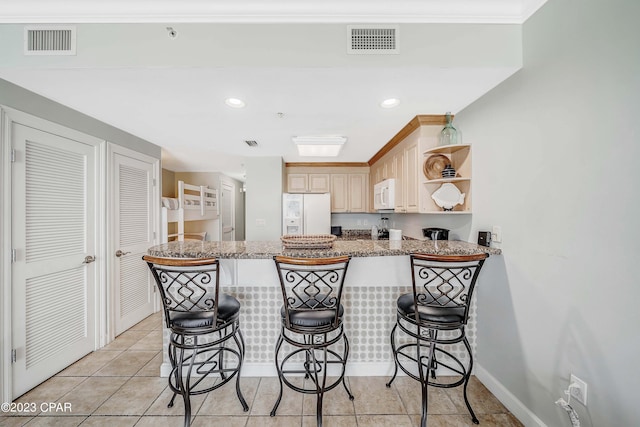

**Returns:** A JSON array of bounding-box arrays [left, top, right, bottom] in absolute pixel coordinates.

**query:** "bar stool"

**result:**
[[143, 256, 248, 427], [271, 255, 353, 427], [386, 253, 488, 427]]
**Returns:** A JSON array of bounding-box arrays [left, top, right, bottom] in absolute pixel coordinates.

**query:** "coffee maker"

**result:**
[[378, 217, 389, 239], [422, 227, 449, 240]]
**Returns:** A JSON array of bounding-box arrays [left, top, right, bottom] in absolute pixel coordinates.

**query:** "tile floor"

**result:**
[[2, 312, 523, 427]]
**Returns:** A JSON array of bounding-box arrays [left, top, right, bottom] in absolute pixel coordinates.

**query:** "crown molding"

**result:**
[[0, 0, 545, 24]]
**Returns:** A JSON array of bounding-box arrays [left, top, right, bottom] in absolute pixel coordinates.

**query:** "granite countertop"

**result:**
[[146, 239, 501, 259]]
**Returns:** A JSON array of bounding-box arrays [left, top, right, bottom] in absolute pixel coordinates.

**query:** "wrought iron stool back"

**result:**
[[144, 256, 248, 427], [387, 253, 488, 427], [271, 255, 353, 427]]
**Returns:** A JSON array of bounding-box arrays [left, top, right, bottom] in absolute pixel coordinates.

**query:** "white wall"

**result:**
[[0, 78, 160, 158], [456, 0, 640, 425], [245, 157, 284, 240]]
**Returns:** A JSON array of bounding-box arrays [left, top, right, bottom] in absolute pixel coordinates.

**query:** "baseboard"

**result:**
[[475, 364, 548, 427]]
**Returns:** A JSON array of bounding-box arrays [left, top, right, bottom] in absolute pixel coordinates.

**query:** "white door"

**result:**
[[220, 180, 235, 241], [11, 122, 99, 398], [110, 145, 158, 335]]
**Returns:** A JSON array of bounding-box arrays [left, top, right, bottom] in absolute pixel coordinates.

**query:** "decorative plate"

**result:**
[[431, 183, 465, 211], [424, 154, 451, 180]]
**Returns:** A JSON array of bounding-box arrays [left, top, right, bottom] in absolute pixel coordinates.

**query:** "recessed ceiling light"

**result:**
[[380, 98, 400, 108], [225, 98, 245, 108]]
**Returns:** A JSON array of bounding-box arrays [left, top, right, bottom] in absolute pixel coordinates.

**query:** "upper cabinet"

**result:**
[[369, 115, 472, 214], [285, 166, 369, 213], [287, 173, 330, 193], [331, 173, 368, 213]]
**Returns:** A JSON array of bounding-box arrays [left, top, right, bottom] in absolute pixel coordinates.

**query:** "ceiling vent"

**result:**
[[347, 25, 399, 55], [244, 140, 258, 147], [24, 25, 76, 56]]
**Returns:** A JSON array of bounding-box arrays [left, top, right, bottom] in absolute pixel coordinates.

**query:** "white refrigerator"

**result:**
[[283, 193, 331, 235]]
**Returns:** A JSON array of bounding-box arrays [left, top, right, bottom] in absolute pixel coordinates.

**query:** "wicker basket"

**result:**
[[280, 234, 337, 249]]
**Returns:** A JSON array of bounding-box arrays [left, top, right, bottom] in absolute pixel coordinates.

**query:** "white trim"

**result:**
[[475, 364, 548, 427], [0, 105, 105, 401], [0, 0, 542, 24], [0, 108, 12, 404], [106, 142, 161, 339]]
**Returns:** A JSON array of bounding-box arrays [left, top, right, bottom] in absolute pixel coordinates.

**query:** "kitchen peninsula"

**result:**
[[147, 239, 500, 377]]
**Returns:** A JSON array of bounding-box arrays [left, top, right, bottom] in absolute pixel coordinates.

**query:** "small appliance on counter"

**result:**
[[378, 217, 389, 239], [330, 226, 342, 237], [422, 227, 449, 240]]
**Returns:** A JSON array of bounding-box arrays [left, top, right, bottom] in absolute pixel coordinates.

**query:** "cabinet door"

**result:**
[[287, 173, 308, 192], [348, 174, 368, 213], [393, 151, 405, 211], [404, 142, 419, 212], [330, 174, 348, 212], [308, 173, 330, 193]]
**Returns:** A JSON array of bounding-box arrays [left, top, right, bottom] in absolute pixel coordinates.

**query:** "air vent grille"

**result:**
[[347, 25, 399, 55], [244, 140, 258, 147], [24, 25, 76, 56]]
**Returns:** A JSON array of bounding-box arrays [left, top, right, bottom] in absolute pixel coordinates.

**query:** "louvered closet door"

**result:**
[[11, 123, 98, 398], [112, 148, 156, 335]]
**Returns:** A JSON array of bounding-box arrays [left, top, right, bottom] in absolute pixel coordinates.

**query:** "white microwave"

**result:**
[[373, 178, 395, 210]]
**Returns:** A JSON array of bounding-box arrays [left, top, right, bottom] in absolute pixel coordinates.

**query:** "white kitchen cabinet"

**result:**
[[287, 173, 330, 193], [404, 141, 420, 213], [330, 173, 369, 213]]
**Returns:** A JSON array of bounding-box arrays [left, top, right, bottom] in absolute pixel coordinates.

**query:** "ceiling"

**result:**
[[0, 0, 546, 181]]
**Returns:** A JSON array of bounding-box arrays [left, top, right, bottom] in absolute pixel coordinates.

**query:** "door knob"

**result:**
[[115, 250, 131, 257], [83, 255, 96, 264]]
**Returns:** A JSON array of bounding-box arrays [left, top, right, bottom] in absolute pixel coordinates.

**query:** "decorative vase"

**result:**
[[441, 164, 456, 178], [439, 112, 461, 146]]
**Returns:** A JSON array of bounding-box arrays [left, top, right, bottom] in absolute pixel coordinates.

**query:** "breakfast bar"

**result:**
[[146, 239, 500, 377]]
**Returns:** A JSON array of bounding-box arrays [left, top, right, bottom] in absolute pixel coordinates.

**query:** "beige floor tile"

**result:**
[[245, 415, 302, 427], [134, 416, 188, 427], [56, 376, 129, 415], [349, 377, 406, 415], [356, 414, 414, 427], [249, 376, 303, 416], [77, 416, 139, 427], [392, 376, 459, 415], [0, 417, 35, 427], [301, 377, 355, 416], [93, 376, 166, 416], [21, 416, 86, 426], [477, 413, 524, 427], [14, 377, 86, 407], [128, 313, 162, 332], [302, 415, 358, 426], [445, 376, 508, 415], [144, 378, 212, 416], [93, 351, 158, 376], [198, 376, 257, 416], [191, 416, 249, 427], [412, 414, 474, 427], [101, 330, 152, 351], [135, 352, 163, 377], [129, 330, 163, 351], [57, 350, 123, 377]]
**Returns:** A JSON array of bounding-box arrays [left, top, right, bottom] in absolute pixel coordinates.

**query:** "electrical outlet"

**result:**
[[492, 226, 502, 243], [570, 374, 588, 406]]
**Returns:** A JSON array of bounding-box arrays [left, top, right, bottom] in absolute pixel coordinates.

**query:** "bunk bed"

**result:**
[[161, 180, 219, 242]]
